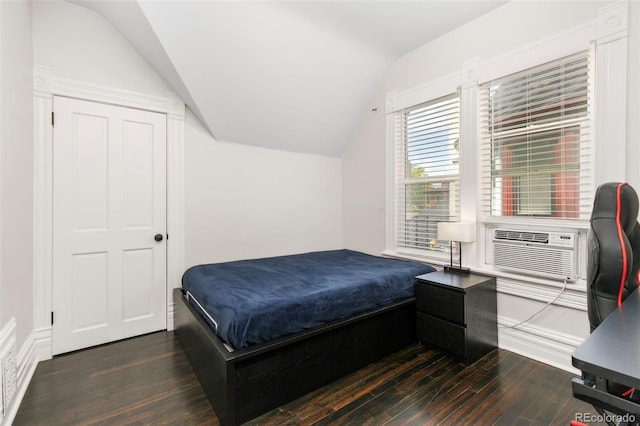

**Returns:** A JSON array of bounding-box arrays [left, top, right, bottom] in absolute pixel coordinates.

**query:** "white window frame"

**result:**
[[384, 72, 462, 263], [478, 48, 594, 222], [473, 10, 628, 285], [385, 3, 629, 286]]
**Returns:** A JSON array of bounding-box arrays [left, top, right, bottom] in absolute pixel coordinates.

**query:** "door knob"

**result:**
[[154, 234, 164, 242]]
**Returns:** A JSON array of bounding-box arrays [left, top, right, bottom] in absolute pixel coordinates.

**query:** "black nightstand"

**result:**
[[415, 270, 497, 364]]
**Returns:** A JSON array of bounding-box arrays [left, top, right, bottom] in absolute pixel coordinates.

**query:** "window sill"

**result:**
[[481, 216, 590, 231], [383, 249, 587, 311], [381, 249, 446, 267]]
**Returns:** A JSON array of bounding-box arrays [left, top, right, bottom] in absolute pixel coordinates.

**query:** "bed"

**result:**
[[174, 249, 435, 425]]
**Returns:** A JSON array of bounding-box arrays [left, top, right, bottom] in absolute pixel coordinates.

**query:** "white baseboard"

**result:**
[[33, 327, 52, 362], [167, 301, 175, 331], [0, 319, 38, 426], [498, 315, 583, 375]]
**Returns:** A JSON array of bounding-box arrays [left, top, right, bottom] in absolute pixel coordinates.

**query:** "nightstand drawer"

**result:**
[[415, 281, 465, 324], [417, 312, 466, 358]]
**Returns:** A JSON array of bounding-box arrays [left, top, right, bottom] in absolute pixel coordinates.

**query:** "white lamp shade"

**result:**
[[437, 222, 475, 243]]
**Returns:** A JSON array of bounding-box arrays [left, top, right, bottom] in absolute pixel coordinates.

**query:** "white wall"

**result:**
[[33, 0, 343, 285], [1, 0, 34, 355], [628, 1, 640, 191], [184, 108, 343, 266], [0, 1, 35, 420], [343, 0, 637, 371], [33, 0, 172, 97]]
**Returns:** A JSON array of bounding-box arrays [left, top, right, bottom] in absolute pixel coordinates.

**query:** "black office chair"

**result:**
[[587, 182, 640, 329], [580, 182, 640, 425]]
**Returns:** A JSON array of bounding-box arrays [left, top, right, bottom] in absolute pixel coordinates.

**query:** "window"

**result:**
[[479, 50, 593, 220], [393, 93, 461, 255]]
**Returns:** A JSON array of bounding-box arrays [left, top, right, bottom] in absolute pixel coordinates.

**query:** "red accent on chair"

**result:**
[[616, 183, 629, 307]]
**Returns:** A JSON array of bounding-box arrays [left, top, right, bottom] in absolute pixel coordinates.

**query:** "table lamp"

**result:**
[[437, 222, 475, 273]]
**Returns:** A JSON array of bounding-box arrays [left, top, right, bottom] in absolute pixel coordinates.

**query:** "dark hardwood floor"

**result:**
[[15, 331, 603, 425]]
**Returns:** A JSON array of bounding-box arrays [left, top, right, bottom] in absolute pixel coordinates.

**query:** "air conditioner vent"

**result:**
[[494, 229, 549, 244]]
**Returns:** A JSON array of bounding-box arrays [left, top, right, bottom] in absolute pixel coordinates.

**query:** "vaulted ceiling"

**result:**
[[72, 1, 506, 157]]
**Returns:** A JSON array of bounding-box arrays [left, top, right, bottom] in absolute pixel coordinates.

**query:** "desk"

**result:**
[[572, 288, 640, 416]]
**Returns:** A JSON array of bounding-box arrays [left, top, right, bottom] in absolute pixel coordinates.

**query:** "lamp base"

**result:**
[[444, 265, 470, 274]]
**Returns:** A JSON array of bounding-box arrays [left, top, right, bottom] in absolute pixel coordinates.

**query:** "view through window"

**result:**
[[396, 93, 460, 252], [479, 51, 592, 219]]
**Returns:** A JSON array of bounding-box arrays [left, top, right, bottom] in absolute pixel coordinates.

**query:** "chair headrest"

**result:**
[[590, 182, 639, 235]]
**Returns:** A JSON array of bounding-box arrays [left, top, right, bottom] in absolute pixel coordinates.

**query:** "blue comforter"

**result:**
[[182, 249, 435, 349]]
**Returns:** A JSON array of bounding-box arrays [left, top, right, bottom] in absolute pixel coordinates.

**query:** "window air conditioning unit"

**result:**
[[491, 229, 578, 281]]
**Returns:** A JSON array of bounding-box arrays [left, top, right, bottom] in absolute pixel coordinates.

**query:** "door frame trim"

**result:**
[[33, 64, 185, 361]]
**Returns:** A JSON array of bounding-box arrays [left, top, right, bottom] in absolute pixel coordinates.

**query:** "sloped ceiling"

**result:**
[[72, 1, 506, 157]]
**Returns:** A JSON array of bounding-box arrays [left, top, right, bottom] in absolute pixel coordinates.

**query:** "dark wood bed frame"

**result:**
[[173, 287, 418, 425]]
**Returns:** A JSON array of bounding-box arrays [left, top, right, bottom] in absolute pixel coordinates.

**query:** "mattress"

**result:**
[[182, 249, 435, 349]]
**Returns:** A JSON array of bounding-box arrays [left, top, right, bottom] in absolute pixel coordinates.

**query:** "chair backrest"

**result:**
[[587, 182, 640, 331]]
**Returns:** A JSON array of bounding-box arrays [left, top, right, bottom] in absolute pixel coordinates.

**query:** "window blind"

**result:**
[[479, 50, 593, 220], [394, 93, 461, 252]]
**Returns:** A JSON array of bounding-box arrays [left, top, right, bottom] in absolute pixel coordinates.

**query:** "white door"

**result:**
[[52, 97, 167, 355]]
